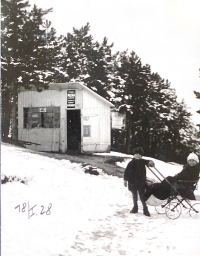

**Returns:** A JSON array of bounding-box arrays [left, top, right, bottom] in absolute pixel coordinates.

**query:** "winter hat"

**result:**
[[187, 153, 199, 164], [133, 147, 144, 156]]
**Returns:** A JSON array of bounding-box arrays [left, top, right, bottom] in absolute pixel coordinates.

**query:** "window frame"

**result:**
[[23, 107, 60, 129], [83, 125, 91, 137]]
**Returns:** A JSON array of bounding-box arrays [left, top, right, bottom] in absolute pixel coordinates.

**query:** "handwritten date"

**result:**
[[15, 202, 52, 219]]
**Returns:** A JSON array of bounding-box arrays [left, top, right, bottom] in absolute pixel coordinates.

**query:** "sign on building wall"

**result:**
[[67, 89, 76, 108], [111, 112, 125, 129], [39, 107, 46, 112]]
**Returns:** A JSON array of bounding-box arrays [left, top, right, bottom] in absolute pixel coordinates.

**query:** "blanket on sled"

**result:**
[[144, 176, 196, 206]]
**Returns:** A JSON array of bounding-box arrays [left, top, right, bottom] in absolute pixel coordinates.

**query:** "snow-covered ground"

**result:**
[[2, 143, 200, 256]]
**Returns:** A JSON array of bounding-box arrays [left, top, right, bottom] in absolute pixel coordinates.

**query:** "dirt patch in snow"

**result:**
[[2, 143, 128, 178], [38, 152, 128, 178]]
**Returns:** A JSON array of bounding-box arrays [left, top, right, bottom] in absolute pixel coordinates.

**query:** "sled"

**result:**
[[145, 166, 200, 220]]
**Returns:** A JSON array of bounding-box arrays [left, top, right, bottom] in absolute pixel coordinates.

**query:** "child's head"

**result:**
[[133, 147, 144, 159], [187, 153, 199, 166]]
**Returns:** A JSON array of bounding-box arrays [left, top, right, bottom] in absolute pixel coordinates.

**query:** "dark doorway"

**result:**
[[67, 110, 81, 150]]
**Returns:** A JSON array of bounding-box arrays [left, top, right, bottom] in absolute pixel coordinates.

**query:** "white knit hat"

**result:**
[[187, 153, 199, 164]]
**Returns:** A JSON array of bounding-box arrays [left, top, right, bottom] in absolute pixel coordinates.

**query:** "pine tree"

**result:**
[[51, 34, 70, 83], [85, 36, 116, 99], [1, 0, 30, 139], [194, 90, 200, 115], [1, 0, 59, 139], [147, 73, 178, 159], [113, 50, 152, 153], [58, 23, 118, 99], [112, 49, 197, 160], [18, 5, 56, 90], [172, 100, 199, 162]]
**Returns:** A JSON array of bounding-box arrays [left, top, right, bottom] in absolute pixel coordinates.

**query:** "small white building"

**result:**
[[18, 82, 114, 153]]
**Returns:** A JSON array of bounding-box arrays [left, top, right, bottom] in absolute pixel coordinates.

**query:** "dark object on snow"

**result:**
[[85, 169, 99, 175], [1, 176, 10, 184], [1, 175, 26, 185], [83, 164, 100, 175]]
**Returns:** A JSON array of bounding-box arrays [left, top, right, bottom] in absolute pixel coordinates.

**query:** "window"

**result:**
[[24, 107, 60, 129], [83, 125, 91, 137], [32, 112, 40, 128], [83, 116, 89, 121]]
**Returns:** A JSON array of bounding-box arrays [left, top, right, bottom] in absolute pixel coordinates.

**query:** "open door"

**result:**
[[67, 110, 81, 151]]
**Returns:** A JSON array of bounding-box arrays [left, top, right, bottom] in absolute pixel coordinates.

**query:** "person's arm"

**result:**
[[143, 159, 155, 167], [124, 180, 128, 187], [123, 160, 132, 186], [148, 160, 155, 167]]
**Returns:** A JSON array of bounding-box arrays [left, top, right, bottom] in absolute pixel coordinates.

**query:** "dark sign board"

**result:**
[[67, 89, 76, 108]]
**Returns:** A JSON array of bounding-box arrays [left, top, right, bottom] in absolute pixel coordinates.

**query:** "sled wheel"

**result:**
[[179, 198, 192, 214], [155, 204, 166, 214], [166, 202, 182, 220], [189, 203, 200, 217]]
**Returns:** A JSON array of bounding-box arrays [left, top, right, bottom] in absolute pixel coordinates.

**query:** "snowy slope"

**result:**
[[2, 143, 200, 256]]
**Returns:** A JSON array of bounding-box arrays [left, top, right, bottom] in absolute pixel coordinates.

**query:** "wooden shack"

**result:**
[[18, 82, 114, 153]]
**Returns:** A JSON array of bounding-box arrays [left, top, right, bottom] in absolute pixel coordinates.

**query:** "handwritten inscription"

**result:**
[[15, 202, 52, 219]]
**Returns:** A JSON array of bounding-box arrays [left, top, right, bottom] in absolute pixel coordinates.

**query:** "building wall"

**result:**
[[18, 90, 61, 151], [18, 89, 83, 151], [82, 88, 111, 152]]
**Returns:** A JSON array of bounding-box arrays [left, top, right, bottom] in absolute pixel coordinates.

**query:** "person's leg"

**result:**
[[143, 184, 153, 202], [130, 189, 138, 213], [138, 187, 150, 216]]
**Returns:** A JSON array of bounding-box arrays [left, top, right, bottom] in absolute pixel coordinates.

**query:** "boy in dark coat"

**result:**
[[124, 147, 155, 216]]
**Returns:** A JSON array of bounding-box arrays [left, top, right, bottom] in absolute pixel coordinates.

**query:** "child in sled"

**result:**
[[144, 152, 200, 203]]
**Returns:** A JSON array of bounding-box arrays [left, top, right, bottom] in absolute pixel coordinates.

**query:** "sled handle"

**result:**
[[147, 166, 178, 191], [146, 166, 162, 182]]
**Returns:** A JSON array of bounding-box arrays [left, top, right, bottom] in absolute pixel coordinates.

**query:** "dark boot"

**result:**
[[131, 189, 138, 213], [130, 205, 138, 213], [143, 206, 150, 217], [138, 187, 151, 217]]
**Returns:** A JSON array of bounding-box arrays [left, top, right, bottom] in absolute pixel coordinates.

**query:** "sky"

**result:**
[[2, 143, 200, 255], [28, 0, 200, 125]]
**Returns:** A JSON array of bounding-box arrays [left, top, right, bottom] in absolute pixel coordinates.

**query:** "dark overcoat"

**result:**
[[174, 164, 200, 182], [124, 158, 150, 190]]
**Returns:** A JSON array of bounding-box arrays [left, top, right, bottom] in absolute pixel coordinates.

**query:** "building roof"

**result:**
[[19, 82, 114, 107]]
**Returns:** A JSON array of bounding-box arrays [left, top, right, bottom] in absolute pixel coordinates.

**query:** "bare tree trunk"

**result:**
[[11, 85, 18, 140], [127, 117, 132, 153], [125, 112, 132, 154], [2, 90, 12, 139]]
